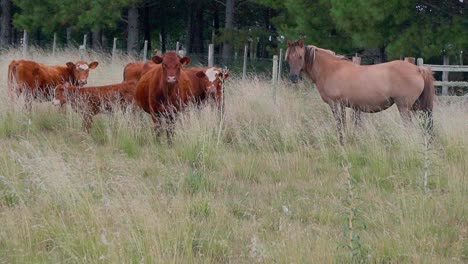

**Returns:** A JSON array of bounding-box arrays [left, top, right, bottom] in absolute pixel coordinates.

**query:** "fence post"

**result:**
[[242, 44, 248, 80], [460, 51, 464, 65], [352, 54, 361, 65], [112, 37, 117, 64], [272, 55, 278, 85], [417, 58, 424, 66], [442, 55, 449, 95], [272, 55, 279, 102], [22, 30, 28, 58], [143, 40, 148, 62], [278, 48, 283, 82], [176, 41, 180, 53], [404, 57, 416, 64], [83, 34, 87, 49], [79, 45, 85, 60], [52, 33, 57, 57], [208, 44, 214, 67]]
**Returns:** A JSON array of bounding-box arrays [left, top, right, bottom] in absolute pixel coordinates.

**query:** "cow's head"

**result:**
[[195, 67, 229, 95], [52, 82, 70, 107], [66, 60, 99, 86], [152, 52, 190, 84]]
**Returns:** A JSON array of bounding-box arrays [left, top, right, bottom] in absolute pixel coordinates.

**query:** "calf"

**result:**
[[52, 81, 137, 132], [134, 51, 192, 140], [184, 67, 229, 107], [8, 59, 99, 110]]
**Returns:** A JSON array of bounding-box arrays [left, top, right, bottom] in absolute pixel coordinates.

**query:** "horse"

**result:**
[[286, 39, 435, 145]]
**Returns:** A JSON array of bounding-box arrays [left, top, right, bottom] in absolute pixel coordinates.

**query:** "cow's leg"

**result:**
[[24, 91, 33, 113], [165, 113, 176, 145], [340, 103, 346, 133], [82, 114, 93, 133], [330, 102, 345, 146], [151, 113, 164, 139], [352, 109, 362, 127]]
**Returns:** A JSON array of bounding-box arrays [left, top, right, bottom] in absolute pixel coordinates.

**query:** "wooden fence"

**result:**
[[417, 58, 468, 95]]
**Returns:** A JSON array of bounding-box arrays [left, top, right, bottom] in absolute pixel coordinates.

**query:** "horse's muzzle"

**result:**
[[289, 74, 299, 83]]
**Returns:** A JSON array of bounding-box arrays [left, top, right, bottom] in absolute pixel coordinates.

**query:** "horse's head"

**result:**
[[286, 39, 306, 83]]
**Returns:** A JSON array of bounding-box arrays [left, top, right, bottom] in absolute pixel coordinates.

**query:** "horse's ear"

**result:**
[[298, 39, 304, 48]]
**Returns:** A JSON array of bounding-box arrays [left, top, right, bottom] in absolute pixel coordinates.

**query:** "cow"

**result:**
[[122, 61, 156, 82], [184, 67, 230, 108], [134, 51, 192, 141], [52, 81, 137, 132], [8, 59, 99, 110]]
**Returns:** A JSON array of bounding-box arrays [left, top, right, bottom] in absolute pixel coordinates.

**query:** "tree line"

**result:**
[[0, 0, 466, 63]]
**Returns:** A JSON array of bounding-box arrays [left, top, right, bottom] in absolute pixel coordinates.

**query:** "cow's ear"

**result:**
[[223, 71, 230, 79], [152, 56, 163, 64], [89, 61, 99, 69], [180, 56, 191, 66], [196, 71, 206, 78], [66, 62, 75, 69], [287, 40, 292, 46]]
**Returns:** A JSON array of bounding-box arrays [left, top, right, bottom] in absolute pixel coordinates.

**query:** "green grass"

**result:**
[[0, 49, 467, 263]]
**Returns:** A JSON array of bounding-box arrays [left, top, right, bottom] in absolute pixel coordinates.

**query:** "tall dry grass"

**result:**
[[0, 49, 467, 263]]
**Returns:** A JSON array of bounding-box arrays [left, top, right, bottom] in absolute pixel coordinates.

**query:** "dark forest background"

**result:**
[[0, 0, 466, 63]]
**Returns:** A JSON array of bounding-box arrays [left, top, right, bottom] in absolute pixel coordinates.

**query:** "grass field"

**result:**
[[0, 49, 467, 263]]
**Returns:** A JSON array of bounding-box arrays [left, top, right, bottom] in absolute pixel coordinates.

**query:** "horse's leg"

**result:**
[[396, 102, 412, 126], [330, 103, 345, 145]]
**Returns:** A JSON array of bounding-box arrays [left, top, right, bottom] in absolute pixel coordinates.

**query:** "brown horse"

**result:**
[[286, 39, 435, 145]]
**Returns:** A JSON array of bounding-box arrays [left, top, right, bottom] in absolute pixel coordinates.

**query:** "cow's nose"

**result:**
[[78, 79, 87, 85], [167, 76, 177, 83]]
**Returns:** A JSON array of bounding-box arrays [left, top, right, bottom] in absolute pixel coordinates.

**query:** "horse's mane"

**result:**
[[286, 41, 348, 64]]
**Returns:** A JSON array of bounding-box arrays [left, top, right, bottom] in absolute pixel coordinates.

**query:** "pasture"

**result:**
[[0, 49, 467, 263]]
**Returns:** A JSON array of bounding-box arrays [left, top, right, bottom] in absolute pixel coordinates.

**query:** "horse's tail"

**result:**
[[414, 66, 435, 134]]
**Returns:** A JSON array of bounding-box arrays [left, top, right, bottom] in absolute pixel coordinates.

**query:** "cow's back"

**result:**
[[123, 61, 156, 82], [10, 60, 68, 94]]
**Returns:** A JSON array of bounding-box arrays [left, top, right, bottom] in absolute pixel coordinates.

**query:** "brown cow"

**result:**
[[8, 59, 99, 110], [52, 81, 137, 132], [184, 67, 229, 107], [134, 51, 192, 140], [122, 61, 156, 82]]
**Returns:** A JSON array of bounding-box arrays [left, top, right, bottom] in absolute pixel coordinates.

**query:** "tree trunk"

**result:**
[[222, 0, 235, 59], [92, 28, 102, 50], [160, 24, 167, 53], [143, 5, 151, 53], [0, 0, 12, 47], [192, 4, 204, 53], [379, 46, 387, 63], [185, 0, 193, 53], [213, 8, 220, 54], [66, 27, 73, 48], [127, 5, 139, 55]]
